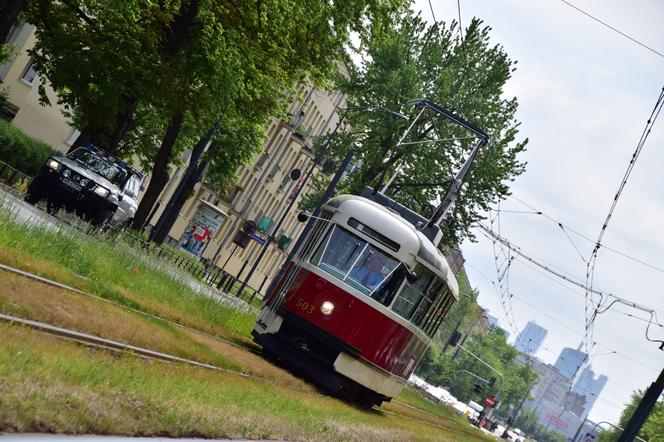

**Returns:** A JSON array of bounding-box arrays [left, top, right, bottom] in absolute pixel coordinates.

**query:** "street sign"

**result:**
[[249, 233, 266, 245], [484, 395, 496, 408]]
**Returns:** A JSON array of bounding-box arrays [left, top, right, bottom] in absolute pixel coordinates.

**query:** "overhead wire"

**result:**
[[488, 207, 520, 335], [456, 0, 463, 42], [583, 86, 664, 350], [558, 0, 664, 60], [502, 250, 664, 330], [428, 0, 437, 22], [465, 262, 662, 373], [506, 194, 664, 275], [475, 224, 664, 316]]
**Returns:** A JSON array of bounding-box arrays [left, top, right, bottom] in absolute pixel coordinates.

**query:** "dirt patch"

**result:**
[[0, 272, 228, 367], [182, 328, 314, 392], [0, 269, 311, 390], [0, 247, 89, 291]]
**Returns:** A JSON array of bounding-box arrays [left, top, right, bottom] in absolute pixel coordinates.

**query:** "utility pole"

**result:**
[[618, 367, 664, 442]]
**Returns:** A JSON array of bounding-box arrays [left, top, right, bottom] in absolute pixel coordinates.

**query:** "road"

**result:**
[[0, 186, 60, 229]]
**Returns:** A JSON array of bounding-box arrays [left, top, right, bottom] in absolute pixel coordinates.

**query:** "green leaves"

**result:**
[[323, 11, 528, 246], [597, 390, 664, 442]]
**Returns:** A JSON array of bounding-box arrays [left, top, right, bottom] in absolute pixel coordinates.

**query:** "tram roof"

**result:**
[[325, 195, 459, 299]]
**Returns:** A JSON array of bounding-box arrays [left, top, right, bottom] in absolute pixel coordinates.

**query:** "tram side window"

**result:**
[[411, 278, 444, 327], [422, 286, 455, 336], [299, 212, 333, 261], [392, 270, 434, 321]]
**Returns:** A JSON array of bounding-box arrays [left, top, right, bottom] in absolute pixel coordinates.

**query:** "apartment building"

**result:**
[[0, 21, 76, 151], [147, 81, 347, 295]]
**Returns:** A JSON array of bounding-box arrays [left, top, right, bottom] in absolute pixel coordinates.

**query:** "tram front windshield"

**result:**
[[311, 225, 399, 296]]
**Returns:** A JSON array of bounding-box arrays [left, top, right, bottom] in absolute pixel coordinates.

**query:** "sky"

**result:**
[[413, 0, 664, 426]]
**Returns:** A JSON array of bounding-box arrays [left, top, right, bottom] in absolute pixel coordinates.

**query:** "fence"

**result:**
[[0, 160, 31, 192], [124, 231, 265, 307]]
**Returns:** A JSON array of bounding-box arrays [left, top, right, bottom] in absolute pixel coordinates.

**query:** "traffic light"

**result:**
[[473, 383, 484, 393], [488, 376, 496, 387], [232, 231, 250, 247]]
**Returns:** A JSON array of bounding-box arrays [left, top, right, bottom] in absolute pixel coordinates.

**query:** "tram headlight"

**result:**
[[320, 301, 335, 316]]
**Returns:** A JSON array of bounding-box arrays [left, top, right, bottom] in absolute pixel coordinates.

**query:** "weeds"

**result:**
[[0, 198, 257, 337]]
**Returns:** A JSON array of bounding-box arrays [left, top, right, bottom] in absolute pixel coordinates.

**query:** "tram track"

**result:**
[[0, 262, 261, 355], [0, 263, 485, 438], [1, 310, 473, 437]]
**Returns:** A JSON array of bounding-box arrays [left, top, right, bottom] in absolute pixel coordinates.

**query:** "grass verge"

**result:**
[[0, 199, 256, 340], [0, 199, 493, 440], [0, 325, 493, 441]]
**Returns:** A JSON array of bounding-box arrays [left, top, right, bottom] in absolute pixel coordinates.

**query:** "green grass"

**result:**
[[0, 200, 257, 338], [0, 325, 489, 441], [0, 200, 493, 440]]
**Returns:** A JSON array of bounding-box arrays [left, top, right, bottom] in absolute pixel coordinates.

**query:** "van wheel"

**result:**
[[92, 209, 112, 227], [24, 181, 44, 205]]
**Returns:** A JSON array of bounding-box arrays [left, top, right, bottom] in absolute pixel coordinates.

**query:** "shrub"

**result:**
[[0, 119, 57, 176]]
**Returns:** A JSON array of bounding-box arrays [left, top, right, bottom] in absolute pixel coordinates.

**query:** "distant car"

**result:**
[[504, 428, 525, 442], [24, 145, 144, 227]]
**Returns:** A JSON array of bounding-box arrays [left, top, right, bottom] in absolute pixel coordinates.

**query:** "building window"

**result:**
[[20, 60, 38, 86], [255, 152, 270, 168], [268, 164, 280, 180], [65, 129, 81, 146]]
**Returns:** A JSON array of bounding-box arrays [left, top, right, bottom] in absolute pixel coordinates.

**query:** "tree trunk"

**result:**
[[0, 0, 25, 44], [106, 95, 138, 155], [151, 160, 207, 244], [131, 110, 184, 231], [69, 123, 92, 153]]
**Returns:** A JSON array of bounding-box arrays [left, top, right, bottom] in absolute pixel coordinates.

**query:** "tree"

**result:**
[[435, 269, 481, 348], [319, 10, 528, 246], [25, 0, 406, 232], [597, 390, 664, 441], [416, 313, 538, 413], [24, 0, 167, 153]]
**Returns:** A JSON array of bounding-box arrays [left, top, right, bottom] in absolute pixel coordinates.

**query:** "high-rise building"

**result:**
[[572, 366, 608, 420], [519, 356, 583, 440], [515, 320, 547, 355], [554, 345, 587, 380]]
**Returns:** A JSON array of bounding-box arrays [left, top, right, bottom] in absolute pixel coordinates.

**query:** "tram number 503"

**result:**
[[296, 298, 314, 314]]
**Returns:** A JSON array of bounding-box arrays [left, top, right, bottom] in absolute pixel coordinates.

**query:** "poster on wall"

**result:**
[[179, 202, 226, 257]]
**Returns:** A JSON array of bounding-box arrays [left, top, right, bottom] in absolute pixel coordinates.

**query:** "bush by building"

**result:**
[[0, 120, 57, 176]]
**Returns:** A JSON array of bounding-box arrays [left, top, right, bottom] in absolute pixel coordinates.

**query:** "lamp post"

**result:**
[[250, 105, 408, 300]]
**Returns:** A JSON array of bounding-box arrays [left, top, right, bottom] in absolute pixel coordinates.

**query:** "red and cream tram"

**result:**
[[253, 99, 488, 406], [252, 190, 459, 406]]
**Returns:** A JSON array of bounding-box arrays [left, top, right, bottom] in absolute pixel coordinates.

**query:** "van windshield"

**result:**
[[311, 225, 399, 296]]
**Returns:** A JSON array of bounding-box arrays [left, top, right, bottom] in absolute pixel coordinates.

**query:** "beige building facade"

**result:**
[[1, 22, 347, 296], [147, 82, 347, 295], [1, 21, 77, 152]]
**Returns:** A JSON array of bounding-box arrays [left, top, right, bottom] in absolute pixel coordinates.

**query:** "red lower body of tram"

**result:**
[[252, 265, 429, 406]]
